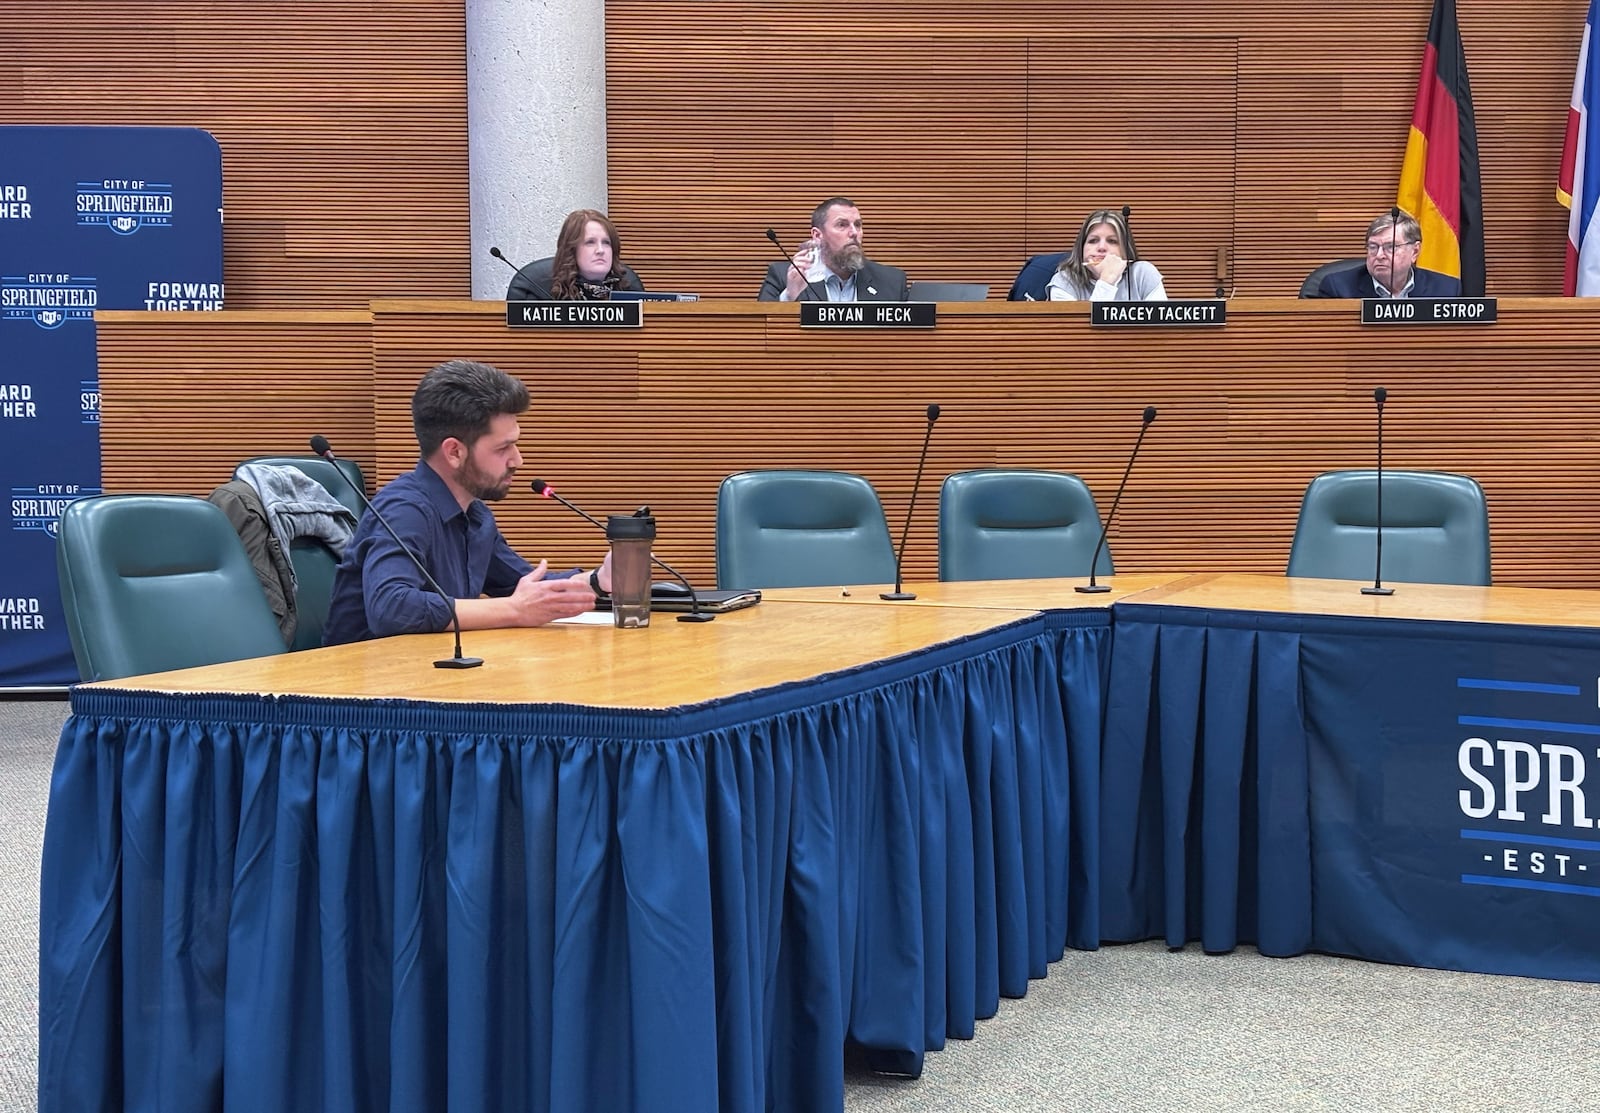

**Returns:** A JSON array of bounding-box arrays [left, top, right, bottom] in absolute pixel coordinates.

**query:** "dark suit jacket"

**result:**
[[1007, 252, 1070, 301], [1313, 265, 1461, 299], [757, 258, 910, 302], [505, 256, 645, 300]]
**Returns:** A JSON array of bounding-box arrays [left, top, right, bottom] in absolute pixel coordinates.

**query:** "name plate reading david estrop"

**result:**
[[1090, 300, 1227, 327], [799, 302, 937, 329], [506, 300, 642, 328], [1361, 297, 1497, 325]]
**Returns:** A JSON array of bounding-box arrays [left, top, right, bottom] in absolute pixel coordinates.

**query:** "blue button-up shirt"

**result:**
[[323, 460, 533, 645]]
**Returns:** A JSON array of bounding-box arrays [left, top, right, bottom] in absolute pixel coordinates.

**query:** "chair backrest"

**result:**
[[938, 469, 1112, 581], [716, 470, 897, 589], [1286, 469, 1491, 586], [237, 455, 366, 516], [506, 256, 555, 300], [235, 456, 366, 651], [908, 281, 990, 302], [1007, 251, 1069, 301], [56, 494, 287, 681], [1299, 257, 1367, 298]]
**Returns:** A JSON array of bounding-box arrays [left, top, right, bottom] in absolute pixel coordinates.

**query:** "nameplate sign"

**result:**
[[1361, 297, 1497, 325], [1090, 300, 1227, 327], [506, 301, 642, 328], [800, 302, 938, 329]]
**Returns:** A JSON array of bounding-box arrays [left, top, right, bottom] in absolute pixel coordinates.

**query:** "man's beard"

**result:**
[[827, 243, 866, 274], [460, 459, 513, 501]]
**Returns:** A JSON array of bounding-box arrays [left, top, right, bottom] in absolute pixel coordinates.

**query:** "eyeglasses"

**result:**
[[1366, 240, 1418, 256]]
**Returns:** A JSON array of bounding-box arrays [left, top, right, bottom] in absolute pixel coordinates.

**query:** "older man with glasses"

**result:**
[[1313, 210, 1463, 299]]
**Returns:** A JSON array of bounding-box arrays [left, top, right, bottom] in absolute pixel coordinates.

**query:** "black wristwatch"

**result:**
[[589, 569, 604, 596]]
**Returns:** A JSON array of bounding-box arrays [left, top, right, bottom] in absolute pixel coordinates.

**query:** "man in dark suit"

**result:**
[[758, 196, 909, 302], [1313, 210, 1461, 299]]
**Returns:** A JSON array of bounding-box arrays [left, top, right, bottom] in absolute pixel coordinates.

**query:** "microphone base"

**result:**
[[676, 612, 716, 623], [1074, 583, 1112, 594], [435, 656, 486, 669], [879, 591, 918, 601], [1360, 585, 1395, 596]]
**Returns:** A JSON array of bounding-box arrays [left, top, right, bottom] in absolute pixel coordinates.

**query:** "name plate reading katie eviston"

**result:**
[[505, 301, 642, 328], [1090, 300, 1227, 327], [799, 302, 938, 328], [1361, 297, 1497, 325]]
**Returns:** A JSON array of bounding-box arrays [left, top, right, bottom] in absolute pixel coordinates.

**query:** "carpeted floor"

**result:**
[[4, 697, 1598, 1112], [0, 699, 65, 1113]]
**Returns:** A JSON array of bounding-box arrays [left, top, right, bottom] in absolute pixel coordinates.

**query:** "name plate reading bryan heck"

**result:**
[[800, 302, 937, 329], [1360, 297, 1497, 325], [1090, 299, 1226, 327], [506, 300, 642, 328]]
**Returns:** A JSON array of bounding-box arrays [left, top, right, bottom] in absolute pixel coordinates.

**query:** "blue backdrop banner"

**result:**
[[0, 125, 223, 687]]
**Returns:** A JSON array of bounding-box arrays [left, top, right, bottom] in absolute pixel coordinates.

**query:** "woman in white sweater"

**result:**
[[1047, 208, 1168, 301]]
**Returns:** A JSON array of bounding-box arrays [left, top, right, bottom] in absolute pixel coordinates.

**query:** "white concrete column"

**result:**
[[466, 0, 609, 299]]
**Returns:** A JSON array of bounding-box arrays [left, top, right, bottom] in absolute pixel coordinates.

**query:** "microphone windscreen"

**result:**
[[530, 478, 550, 495], [1373, 387, 1388, 404], [1142, 406, 1157, 424], [764, 228, 779, 243], [309, 434, 332, 457], [926, 403, 941, 423]]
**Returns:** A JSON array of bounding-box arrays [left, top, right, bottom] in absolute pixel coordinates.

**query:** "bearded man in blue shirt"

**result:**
[[324, 359, 606, 645]]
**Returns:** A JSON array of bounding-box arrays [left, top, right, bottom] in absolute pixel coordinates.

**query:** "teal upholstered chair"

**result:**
[[1286, 469, 1491, 586], [938, 469, 1111, 581], [235, 455, 365, 651], [716, 470, 897, 589], [56, 494, 287, 682]]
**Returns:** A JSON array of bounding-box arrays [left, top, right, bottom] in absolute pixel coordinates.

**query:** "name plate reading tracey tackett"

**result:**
[[505, 300, 642, 328], [1090, 300, 1227, 327], [799, 302, 938, 329], [1361, 297, 1497, 325]]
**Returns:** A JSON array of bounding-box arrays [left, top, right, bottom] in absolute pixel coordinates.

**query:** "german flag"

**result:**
[[1397, 0, 1485, 295]]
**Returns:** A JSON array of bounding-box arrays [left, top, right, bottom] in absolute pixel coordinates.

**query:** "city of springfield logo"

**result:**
[[11, 483, 98, 539], [77, 179, 173, 235], [1456, 675, 1600, 897], [1, 274, 97, 329], [81, 380, 99, 425]]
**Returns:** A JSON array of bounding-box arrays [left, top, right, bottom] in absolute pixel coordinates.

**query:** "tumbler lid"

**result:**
[[606, 514, 656, 541]]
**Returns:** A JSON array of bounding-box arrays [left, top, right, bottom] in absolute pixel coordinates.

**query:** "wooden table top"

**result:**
[[83, 600, 1041, 708], [758, 573, 1193, 609], [81, 574, 1600, 709], [1117, 572, 1600, 629]]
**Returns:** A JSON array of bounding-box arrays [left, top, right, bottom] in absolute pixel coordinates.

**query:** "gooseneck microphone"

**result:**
[[529, 479, 714, 622], [764, 228, 829, 303], [881, 404, 942, 601], [309, 435, 484, 668], [1361, 387, 1395, 596], [1077, 405, 1157, 594], [1120, 203, 1139, 299], [489, 245, 552, 300]]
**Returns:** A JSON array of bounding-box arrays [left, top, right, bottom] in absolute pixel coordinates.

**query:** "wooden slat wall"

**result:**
[[3, 2, 470, 308], [96, 301, 1600, 589], [604, 2, 1580, 300], [94, 312, 375, 491]]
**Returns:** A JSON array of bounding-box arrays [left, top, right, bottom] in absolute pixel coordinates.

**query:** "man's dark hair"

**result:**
[[811, 196, 857, 232], [412, 359, 530, 456]]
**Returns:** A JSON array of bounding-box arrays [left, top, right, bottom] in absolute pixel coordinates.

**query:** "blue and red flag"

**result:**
[[1559, 0, 1600, 295]]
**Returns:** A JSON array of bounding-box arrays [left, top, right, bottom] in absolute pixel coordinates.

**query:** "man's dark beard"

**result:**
[[828, 244, 866, 274], [461, 461, 513, 501]]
